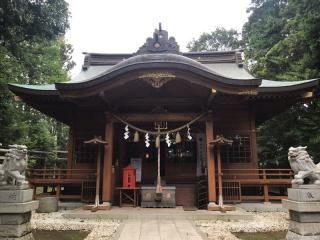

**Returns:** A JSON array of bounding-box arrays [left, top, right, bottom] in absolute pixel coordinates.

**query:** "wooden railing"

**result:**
[[220, 168, 294, 202], [27, 169, 96, 183], [222, 168, 293, 179], [27, 168, 96, 201]]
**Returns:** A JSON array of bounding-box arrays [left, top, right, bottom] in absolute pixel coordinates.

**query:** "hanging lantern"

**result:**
[[175, 131, 181, 144], [155, 135, 160, 148], [165, 133, 171, 147], [187, 125, 192, 140], [124, 125, 130, 140], [145, 133, 150, 148], [133, 131, 139, 142]]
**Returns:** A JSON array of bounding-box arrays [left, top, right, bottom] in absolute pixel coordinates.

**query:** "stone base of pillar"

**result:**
[[286, 230, 320, 240], [82, 203, 111, 211], [208, 202, 236, 211], [207, 202, 218, 211], [0, 187, 38, 240], [2, 232, 35, 240], [283, 186, 320, 240], [102, 202, 111, 209]]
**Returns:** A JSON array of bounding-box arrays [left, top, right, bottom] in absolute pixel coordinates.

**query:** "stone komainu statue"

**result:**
[[0, 144, 28, 186], [288, 146, 320, 185]]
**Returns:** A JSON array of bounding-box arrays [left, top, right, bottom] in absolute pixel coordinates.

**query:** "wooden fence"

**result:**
[[28, 168, 96, 201], [221, 168, 293, 202]]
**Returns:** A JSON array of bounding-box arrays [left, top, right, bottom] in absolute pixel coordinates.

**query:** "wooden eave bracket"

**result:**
[[209, 134, 233, 146], [84, 136, 108, 145]]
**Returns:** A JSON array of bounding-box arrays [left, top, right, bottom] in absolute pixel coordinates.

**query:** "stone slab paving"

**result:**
[[63, 206, 253, 221], [116, 219, 205, 240]]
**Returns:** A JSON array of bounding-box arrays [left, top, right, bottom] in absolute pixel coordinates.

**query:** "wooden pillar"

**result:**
[[102, 113, 113, 205], [67, 127, 74, 169], [206, 113, 217, 209], [56, 185, 61, 200], [217, 146, 223, 206], [263, 169, 270, 202], [250, 107, 258, 168]]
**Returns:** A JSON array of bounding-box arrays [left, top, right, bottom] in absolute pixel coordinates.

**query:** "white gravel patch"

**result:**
[[195, 212, 288, 240], [31, 211, 120, 240]]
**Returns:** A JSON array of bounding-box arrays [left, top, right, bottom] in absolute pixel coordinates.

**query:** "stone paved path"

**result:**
[[116, 219, 205, 240]]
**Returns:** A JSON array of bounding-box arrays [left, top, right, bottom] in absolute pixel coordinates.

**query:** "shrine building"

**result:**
[[8, 26, 319, 209]]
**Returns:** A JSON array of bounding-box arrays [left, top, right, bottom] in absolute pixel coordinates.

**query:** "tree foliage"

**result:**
[[188, 0, 320, 167], [243, 0, 320, 80], [0, 0, 73, 167], [187, 27, 243, 52], [243, 0, 320, 166]]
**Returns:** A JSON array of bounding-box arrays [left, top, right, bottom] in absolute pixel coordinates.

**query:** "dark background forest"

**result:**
[[0, 0, 319, 168]]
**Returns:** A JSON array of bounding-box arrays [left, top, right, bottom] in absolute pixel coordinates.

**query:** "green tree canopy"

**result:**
[[187, 27, 243, 52], [0, 0, 73, 168], [187, 0, 320, 167], [242, 0, 320, 166], [243, 0, 320, 80]]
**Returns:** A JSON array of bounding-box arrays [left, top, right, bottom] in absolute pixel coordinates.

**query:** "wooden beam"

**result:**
[[102, 113, 114, 204], [115, 113, 206, 122], [99, 91, 113, 110], [114, 97, 205, 108], [206, 91, 217, 108]]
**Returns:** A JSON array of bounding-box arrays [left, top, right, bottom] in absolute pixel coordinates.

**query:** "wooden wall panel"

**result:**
[[175, 184, 196, 207], [213, 104, 258, 170]]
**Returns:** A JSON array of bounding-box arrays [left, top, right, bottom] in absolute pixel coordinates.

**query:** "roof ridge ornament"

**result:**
[[135, 23, 181, 55]]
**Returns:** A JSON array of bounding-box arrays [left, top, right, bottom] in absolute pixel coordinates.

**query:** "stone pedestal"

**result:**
[[141, 186, 176, 208], [36, 196, 58, 213], [283, 185, 320, 240], [0, 188, 39, 240]]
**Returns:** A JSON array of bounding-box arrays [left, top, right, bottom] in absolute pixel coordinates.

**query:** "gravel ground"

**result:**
[[195, 212, 288, 240], [31, 211, 120, 240]]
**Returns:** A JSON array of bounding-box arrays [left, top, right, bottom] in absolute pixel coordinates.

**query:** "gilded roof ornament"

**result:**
[[136, 23, 180, 55]]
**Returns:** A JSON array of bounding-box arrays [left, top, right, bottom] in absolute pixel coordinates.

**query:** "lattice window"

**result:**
[[220, 135, 251, 163], [74, 135, 97, 164], [166, 141, 196, 163]]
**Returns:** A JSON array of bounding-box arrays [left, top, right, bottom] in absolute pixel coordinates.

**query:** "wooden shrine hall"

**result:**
[[8, 26, 319, 210]]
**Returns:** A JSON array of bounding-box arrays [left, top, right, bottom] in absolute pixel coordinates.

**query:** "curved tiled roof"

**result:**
[[55, 53, 260, 91], [259, 79, 319, 92]]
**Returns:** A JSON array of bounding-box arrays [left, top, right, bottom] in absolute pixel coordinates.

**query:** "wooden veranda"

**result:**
[[27, 166, 293, 204]]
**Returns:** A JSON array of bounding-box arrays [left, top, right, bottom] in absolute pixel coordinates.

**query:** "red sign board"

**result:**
[[122, 165, 136, 188]]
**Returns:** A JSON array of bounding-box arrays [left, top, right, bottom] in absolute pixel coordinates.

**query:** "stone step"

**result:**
[[290, 211, 320, 223], [0, 201, 39, 214], [62, 208, 253, 221], [287, 230, 320, 240], [283, 199, 320, 212], [0, 222, 31, 237], [0, 213, 31, 225], [289, 220, 320, 236]]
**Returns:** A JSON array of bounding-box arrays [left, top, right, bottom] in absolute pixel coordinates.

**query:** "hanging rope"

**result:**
[[111, 112, 207, 135]]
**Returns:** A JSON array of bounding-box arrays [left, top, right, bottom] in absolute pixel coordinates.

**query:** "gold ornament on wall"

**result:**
[[139, 72, 175, 88]]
